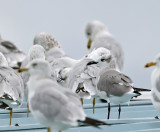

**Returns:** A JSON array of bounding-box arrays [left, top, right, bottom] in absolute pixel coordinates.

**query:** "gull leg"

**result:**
[[47, 128, 51, 132], [107, 103, 110, 119], [93, 98, 95, 114], [80, 98, 83, 106], [10, 109, 13, 126], [27, 102, 29, 118], [118, 104, 121, 119], [59, 130, 62, 132]]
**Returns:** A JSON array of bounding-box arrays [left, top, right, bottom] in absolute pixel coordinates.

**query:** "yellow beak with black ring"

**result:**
[[144, 62, 156, 68], [87, 39, 92, 50], [17, 68, 29, 73]]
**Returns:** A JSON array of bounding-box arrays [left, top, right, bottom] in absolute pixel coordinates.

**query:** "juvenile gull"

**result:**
[[97, 56, 150, 119], [33, 32, 78, 79], [0, 52, 24, 125], [33, 32, 65, 59], [21, 45, 45, 117], [0, 34, 26, 67], [85, 20, 124, 71], [145, 53, 160, 119], [19, 59, 115, 132]]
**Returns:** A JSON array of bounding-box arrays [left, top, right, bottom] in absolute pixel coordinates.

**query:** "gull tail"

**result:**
[[133, 87, 151, 92], [79, 117, 124, 128]]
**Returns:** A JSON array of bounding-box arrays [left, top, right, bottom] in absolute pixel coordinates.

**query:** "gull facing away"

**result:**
[[0, 34, 26, 67], [85, 20, 124, 71], [59, 48, 112, 114], [97, 56, 151, 119], [33, 32, 65, 60], [145, 53, 160, 119], [19, 59, 117, 132], [0, 52, 24, 125], [21, 45, 45, 117], [33, 32, 78, 79]]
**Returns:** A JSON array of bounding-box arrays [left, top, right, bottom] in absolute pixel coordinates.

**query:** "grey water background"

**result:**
[[0, 0, 160, 89]]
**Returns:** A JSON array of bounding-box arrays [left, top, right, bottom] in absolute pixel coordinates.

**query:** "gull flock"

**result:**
[[0, 20, 155, 132]]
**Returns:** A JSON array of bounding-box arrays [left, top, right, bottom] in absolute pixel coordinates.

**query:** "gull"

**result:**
[[58, 47, 112, 113], [145, 53, 160, 119], [33, 32, 65, 60], [21, 45, 45, 117], [85, 20, 124, 71], [18, 59, 116, 132], [0, 34, 26, 67], [0, 52, 24, 125], [97, 56, 151, 119], [33, 32, 79, 79]]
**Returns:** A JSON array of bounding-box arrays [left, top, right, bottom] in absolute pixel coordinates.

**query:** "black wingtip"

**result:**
[[79, 117, 126, 128], [133, 87, 151, 92]]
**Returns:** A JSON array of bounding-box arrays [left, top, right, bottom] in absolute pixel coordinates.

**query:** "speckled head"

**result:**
[[33, 32, 61, 51]]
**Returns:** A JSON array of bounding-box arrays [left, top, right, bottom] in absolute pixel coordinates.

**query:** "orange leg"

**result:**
[[27, 102, 29, 118], [10, 109, 13, 126]]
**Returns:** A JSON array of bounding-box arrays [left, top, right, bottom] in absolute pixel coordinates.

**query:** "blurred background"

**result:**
[[0, 0, 160, 89]]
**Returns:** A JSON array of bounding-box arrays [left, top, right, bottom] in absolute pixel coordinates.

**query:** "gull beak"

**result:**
[[16, 68, 29, 73], [87, 39, 92, 50], [144, 62, 156, 68]]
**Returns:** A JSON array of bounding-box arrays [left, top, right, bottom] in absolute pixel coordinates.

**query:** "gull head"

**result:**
[[86, 47, 112, 68], [85, 20, 107, 49], [28, 45, 45, 61], [33, 32, 61, 51], [19, 59, 51, 76], [145, 53, 160, 68], [0, 52, 8, 67]]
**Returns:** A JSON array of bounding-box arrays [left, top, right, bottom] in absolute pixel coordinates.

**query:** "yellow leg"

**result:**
[[47, 128, 51, 132], [10, 109, 13, 126], [27, 102, 29, 118], [80, 98, 83, 106], [93, 98, 95, 114]]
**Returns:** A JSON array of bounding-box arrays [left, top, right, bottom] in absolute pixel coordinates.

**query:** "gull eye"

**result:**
[[101, 59, 106, 62], [87, 32, 91, 36], [32, 63, 37, 67]]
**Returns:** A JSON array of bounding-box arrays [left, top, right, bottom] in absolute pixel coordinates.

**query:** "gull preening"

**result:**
[[85, 20, 124, 71], [58, 47, 112, 113], [145, 53, 160, 119], [0, 52, 24, 125], [0, 34, 26, 67], [19, 59, 116, 132]]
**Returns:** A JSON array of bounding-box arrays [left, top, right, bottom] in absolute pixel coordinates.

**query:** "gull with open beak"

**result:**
[[145, 53, 160, 119]]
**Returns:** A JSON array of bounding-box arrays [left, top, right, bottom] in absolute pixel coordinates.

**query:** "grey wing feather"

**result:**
[[0, 41, 26, 67], [31, 83, 85, 124], [97, 70, 132, 97], [92, 34, 124, 71], [0, 67, 24, 107]]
